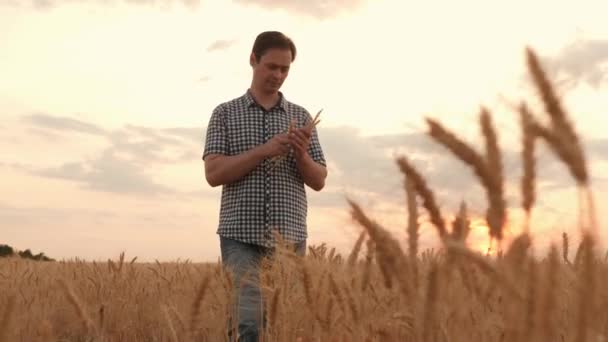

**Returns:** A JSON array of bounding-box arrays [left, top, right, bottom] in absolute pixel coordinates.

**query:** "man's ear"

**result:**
[[249, 52, 257, 67]]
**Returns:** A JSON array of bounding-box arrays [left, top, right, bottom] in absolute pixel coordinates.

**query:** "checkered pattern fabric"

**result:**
[[203, 90, 326, 248]]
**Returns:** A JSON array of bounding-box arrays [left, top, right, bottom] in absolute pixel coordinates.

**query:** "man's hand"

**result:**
[[288, 127, 312, 159], [204, 133, 292, 187], [260, 133, 291, 158]]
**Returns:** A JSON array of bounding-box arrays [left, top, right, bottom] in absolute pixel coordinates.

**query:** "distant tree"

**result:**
[[33, 252, 54, 262], [19, 249, 34, 259], [1, 244, 55, 261], [0, 244, 14, 257]]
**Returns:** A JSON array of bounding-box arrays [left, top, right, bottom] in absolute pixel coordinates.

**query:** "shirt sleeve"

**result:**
[[305, 110, 326, 167], [202, 105, 228, 160]]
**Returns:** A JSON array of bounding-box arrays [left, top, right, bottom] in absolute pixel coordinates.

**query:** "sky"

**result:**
[[1, 0, 607, 262]]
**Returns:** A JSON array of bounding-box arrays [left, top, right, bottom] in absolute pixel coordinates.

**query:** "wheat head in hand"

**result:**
[[269, 109, 322, 172]]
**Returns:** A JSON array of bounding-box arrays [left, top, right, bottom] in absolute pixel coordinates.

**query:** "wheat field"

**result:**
[[1, 48, 605, 341]]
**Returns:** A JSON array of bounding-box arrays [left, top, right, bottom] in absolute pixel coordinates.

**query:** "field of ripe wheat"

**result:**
[[1, 48, 605, 342]]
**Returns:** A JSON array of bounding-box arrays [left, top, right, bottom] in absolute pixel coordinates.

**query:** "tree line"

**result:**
[[0, 244, 55, 261]]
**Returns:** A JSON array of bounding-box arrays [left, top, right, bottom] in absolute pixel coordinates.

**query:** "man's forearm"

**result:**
[[205, 147, 266, 187], [296, 153, 327, 191]]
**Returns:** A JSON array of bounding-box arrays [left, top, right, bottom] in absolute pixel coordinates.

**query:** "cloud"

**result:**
[[315, 124, 601, 213], [526, 135, 608, 193], [21, 113, 205, 196], [321, 127, 466, 191], [23, 113, 204, 159], [543, 39, 608, 89], [233, 0, 363, 19], [107, 125, 204, 165], [5, 0, 201, 10], [0, 201, 118, 227], [22, 113, 107, 136], [586, 138, 608, 161], [35, 150, 176, 195], [17, 112, 603, 207], [206, 39, 237, 52], [162, 127, 204, 143], [317, 126, 472, 210], [32, 0, 52, 10]]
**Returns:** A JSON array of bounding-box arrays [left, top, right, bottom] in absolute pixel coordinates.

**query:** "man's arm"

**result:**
[[204, 149, 265, 187], [289, 126, 327, 191], [295, 153, 327, 191], [204, 134, 291, 187]]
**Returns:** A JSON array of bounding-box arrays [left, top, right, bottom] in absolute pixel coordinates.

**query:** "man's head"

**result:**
[[250, 31, 297, 95]]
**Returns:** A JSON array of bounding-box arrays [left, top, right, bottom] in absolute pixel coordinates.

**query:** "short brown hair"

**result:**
[[252, 31, 297, 62]]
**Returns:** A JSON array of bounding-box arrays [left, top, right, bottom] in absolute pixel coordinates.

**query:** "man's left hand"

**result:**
[[288, 127, 311, 159]]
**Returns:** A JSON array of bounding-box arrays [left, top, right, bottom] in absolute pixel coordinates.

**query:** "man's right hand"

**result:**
[[204, 133, 291, 187], [259, 133, 291, 158]]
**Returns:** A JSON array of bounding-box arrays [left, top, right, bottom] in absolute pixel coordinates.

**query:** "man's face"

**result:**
[[251, 48, 292, 94]]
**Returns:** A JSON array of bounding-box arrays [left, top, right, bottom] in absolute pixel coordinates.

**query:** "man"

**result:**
[[202, 31, 327, 341]]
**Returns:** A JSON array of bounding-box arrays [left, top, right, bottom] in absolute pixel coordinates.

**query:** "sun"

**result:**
[[464, 215, 520, 256]]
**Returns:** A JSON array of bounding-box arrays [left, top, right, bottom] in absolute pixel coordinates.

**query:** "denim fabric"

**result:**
[[220, 236, 306, 342]]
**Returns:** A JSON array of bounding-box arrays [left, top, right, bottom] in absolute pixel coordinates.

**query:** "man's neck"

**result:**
[[249, 87, 280, 111]]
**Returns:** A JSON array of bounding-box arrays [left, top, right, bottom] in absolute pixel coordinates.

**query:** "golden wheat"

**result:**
[[519, 102, 537, 225]]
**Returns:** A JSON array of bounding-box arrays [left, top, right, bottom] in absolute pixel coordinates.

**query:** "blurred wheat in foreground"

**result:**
[[0, 48, 604, 342]]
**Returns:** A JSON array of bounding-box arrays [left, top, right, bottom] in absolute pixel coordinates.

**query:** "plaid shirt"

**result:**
[[203, 90, 326, 248]]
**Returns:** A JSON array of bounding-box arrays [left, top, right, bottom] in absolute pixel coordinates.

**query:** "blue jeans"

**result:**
[[220, 236, 306, 342]]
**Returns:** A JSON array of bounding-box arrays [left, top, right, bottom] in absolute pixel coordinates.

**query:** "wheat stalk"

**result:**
[[301, 262, 314, 307], [347, 230, 367, 267], [396, 156, 446, 238], [446, 241, 523, 301], [270, 109, 322, 171], [58, 279, 96, 334], [451, 201, 470, 242], [519, 103, 537, 229], [504, 233, 532, 270], [562, 232, 571, 265], [360, 239, 375, 291], [328, 274, 346, 314], [531, 122, 587, 188], [525, 47, 597, 237], [406, 177, 420, 290], [190, 275, 210, 339], [162, 304, 179, 342], [479, 107, 506, 240], [523, 259, 537, 341], [541, 246, 559, 342], [405, 177, 419, 256], [0, 295, 15, 342], [576, 234, 595, 342], [268, 286, 281, 331], [426, 113, 507, 240], [348, 198, 413, 299], [526, 47, 585, 173], [422, 264, 439, 342]]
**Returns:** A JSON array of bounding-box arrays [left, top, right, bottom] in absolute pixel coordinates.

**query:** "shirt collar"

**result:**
[[244, 89, 287, 111]]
